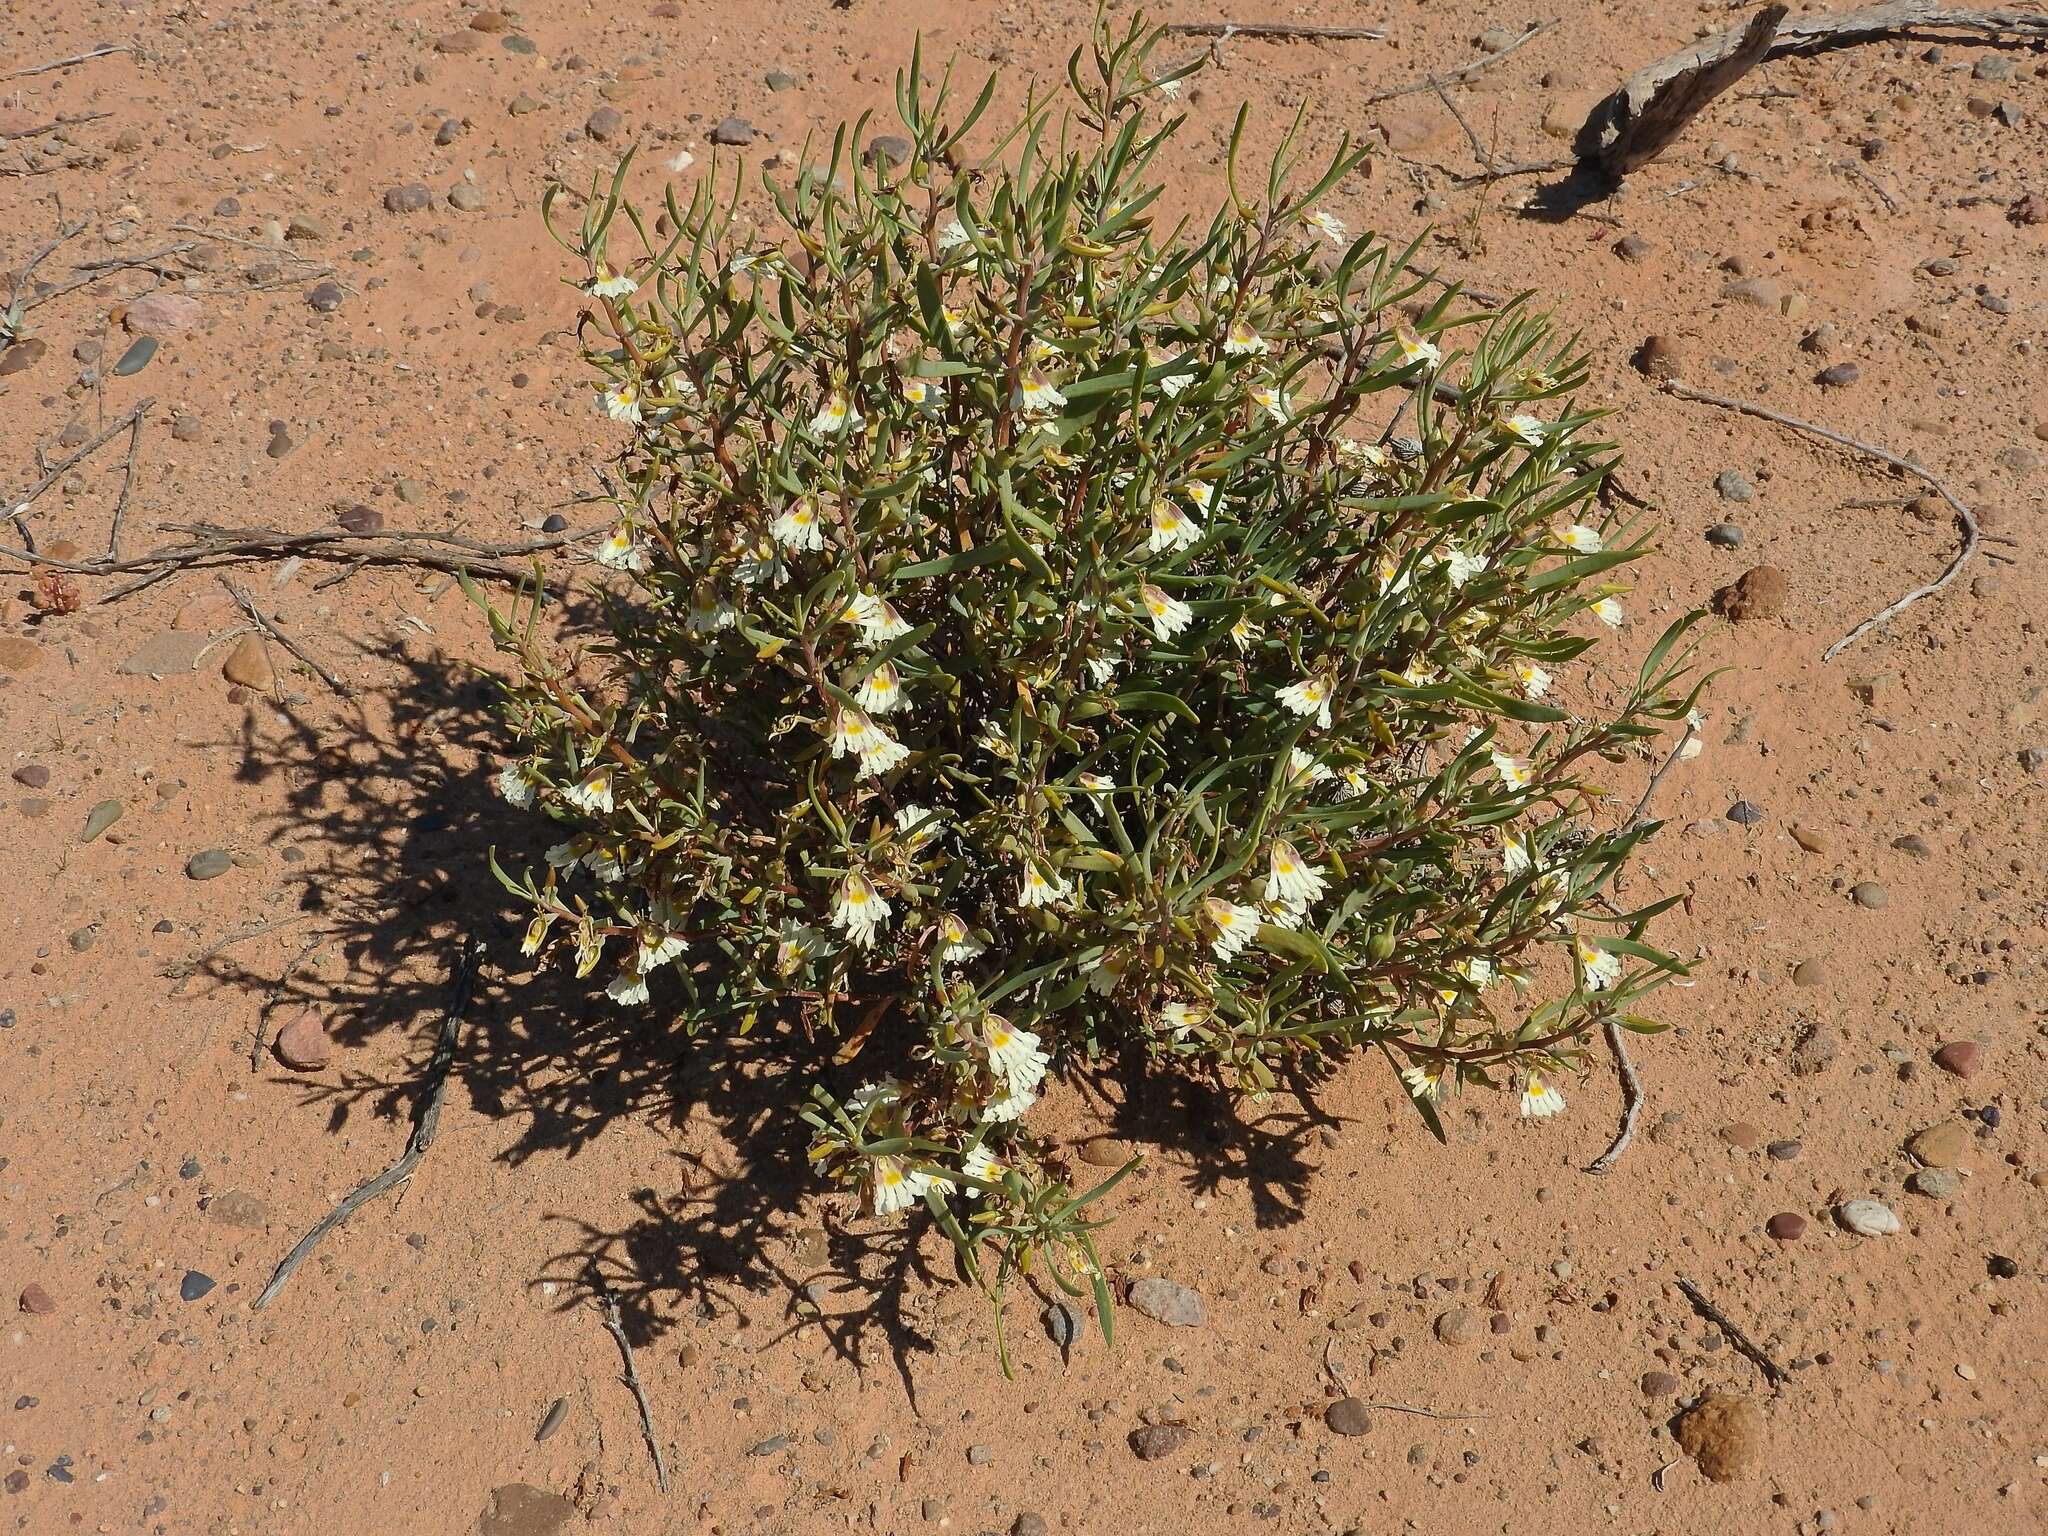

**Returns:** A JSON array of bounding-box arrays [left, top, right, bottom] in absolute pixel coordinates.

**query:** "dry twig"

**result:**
[[1673, 1276, 1789, 1387], [1366, 20, 1558, 104], [2, 44, 132, 80], [252, 936, 480, 1310], [596, 1286, 671, 1493], [1663, 380, 1980, 659], [5, 396, 156, 553], [220, 576, 353, 698], [1583, 1019, 1647, 1175], [105, 407, 146, 559], [1580, 3, 2048, 177], [1160, 21, 1386, 42], [0, 112, 112, 142]]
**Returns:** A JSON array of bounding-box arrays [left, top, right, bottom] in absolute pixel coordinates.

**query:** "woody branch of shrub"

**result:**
[[470, 9, 1706, 1366]]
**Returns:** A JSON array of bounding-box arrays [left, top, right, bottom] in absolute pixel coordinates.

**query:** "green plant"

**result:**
[[474, 10, 1702, 1362]]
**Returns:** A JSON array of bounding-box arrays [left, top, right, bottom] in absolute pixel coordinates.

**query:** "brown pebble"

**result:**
[[1713, 564, 1786, 622], [1788, 822, 1829, 854], [18, 1282, 57, 1315], [221, 634, 275, 690], [1719, 1121, 1762, 1151], [1932, 1040, 1982, 1078], [1632, 334, 1683, 381], [1675, 1392, 1765, 1482], [1640, 1370, 1681, 1397], [274, 1008, 335, 1071], [1766, 1212, 1807, 1242], [1850, 881, 1888, 910]]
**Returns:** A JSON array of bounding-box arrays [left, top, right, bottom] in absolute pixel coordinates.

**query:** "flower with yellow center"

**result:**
[[1223, 320, 1268, 356], [602, 381, 643, 424], [1277, 669, 1334, 729], [1018, 371, 1067, 413], [1204, 897, 1262, 961], [1018, 860, 1072, 909], [564, 765, 614, 814], [1139, 583, 1193, 641], [1394, 328, 1441, 368], [1557, 523, 1604, 553], [1490, 750, 1531, 790], [832, 872, 890, 949], [935, 911, 984, 965], [1305, 208, 1347, 244], [1515, 661, 1552, 699], [854, 660, 904, 714], [1520, 1074, 1566, 1119], [1229, 613, 1261, 652], [1264, 840, 1327, 909], [1249, 379, 1291, 422], [1590, 596, 1624, 628], [1574, 935, 1622, 992], [587, 265, 637, 299], [1502, 413, 1547, 447], [769, 499, 824, 553], [809, 389, 862, 437], [1148, 497, 1201, 554]]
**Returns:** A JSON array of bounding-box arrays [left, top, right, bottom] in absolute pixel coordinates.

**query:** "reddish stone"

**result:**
[[18, 1282, 56, 1314], [1932, 1040, 1983, 1078], [1766, 1212, 1807, 1242]]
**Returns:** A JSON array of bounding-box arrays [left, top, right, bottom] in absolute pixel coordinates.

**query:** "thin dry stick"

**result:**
[[1673, 1276, 1789, 1388], [10, 246, 197, 316], [251, 930, 332, 1070], [1583, 1019, 1646, 1175], [220, 577, 353, 698], [159, 913, 317, 988], [1627, 720, 1698, 828], [1431, 81, 1496, 174], [252, 936, 480, 1310], [597, 1288, 671, 1493], [0, 112, 112, 142], [1663, 380, 1980, 659], [5, 396, 156, 551], [2, 44, 132, 80], [105, 407, 146, 560], [1160, 21, 1387, 41], [5, 217, 90, 305], [1366, 19, 1558, 104]]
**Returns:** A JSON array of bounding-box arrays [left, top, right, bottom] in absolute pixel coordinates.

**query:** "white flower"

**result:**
[[770, 499, 825, 552], [1249, 379, 1291, 422], [1515, 661, 1552, 699], [1160, 1001, 1206, 1041], [1287, 747, 1333, 786], [841, 591, 911, 645], [1019, 860, 1071, 909], [1558, 523, 1604, 554], [1204, 897, 1262, 961], [636, 928, 687, 973], [936, 911, 985, 965], [1305, 208, 1346, 243], [1182, 481, 1215, 514], [1086, 948, 1128, 995], [1018, 372, 1066, 413], [1401, 1064, 1445, 1103], [1443, 546, 1488, 588], [1394, 328, 1440, 368], [1490, 751, 1531, 790], [1375, 550, 1411, 595], [1277, 671, 1334, 729], [1085, 652, 1119, 687], [1075, 771, 1114, 796], [584, 845, 632, 884], [733, 534, 785, 588], [1503, 413, 1547, 447], [1156, 369, 1192, 398], [497, 764, 536, 809], [871, 1155, 918, 1215], [832, 872, 891, 949], [1139, 583, 1193, 641], [587, 265, 638, 299], [1502, 837, 1534, 877], [1154, 76, 1182, 100], [544, 838, 584, 871], [1260, 897, 1307, 930], [606, 966, 650, 1006], [810, 389, 863, 436], [1337, 436, 1391, 471], [1520, 1074, 1567, 1119], [595, 524, 648, 571], [982, 1080, 1038, 1123], [1223, 320, 1267, 356], [855, 660, 904, 714], [687, 589, 737, 632], [776, 919, 832, 972], [1400, 659, 1438, 688], [729, 251, 764, 277], [901, 376, 935, 409], [894, 802, 942, 848], [1336, 763, 1370, 800], [520, 914, 552, 956], [962, 1142, 1006, 1188], [1229, 613, 1260, 653], [1575, 935, 1623, 992], [1590, 596, 1625, 628], [1264, 840, 1327, 909], [1148, 497, 1201, 554], [984, 1016, 1049, 1095], [936, 218, 977, 254], [602, 382, 643, 424], [564, 765, 615, 814], [830, 708, 909, 777], [1679, 708, 1706, 761]]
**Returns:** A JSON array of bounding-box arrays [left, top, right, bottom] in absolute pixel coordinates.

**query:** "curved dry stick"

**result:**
[[1365, 19, 1560, 105], [1583, 2, 2048, 176], [1663, 380, 1980, 660], [1583, 1018, 1645, 1174], [1161, 21, 1387, 41], [252, 937, 480, 1310]]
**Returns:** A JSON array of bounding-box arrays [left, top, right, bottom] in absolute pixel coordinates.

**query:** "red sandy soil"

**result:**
[[2, 4, 2043, 1534]]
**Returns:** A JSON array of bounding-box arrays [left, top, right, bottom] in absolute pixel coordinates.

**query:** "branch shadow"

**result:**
[[185, 616, 936, 1379]]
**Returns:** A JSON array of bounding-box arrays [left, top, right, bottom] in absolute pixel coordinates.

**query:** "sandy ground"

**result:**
[[2, 3, 2044, 1533]]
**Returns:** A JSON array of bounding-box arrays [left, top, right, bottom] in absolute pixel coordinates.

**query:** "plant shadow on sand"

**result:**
[[184, 614, 1335, 1393]]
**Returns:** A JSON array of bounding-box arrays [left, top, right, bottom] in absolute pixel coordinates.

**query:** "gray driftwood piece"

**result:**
[[1578, 2, 2048, 177]]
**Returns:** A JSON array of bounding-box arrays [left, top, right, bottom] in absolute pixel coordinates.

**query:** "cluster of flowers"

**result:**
[[482, 16, 1696, 1268]]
